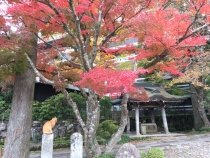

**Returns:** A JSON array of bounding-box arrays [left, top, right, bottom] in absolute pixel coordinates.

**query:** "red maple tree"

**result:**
[[1, 0, 210, 157]]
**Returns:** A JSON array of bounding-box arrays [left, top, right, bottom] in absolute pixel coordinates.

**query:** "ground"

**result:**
[[30, 133, 210, 158]]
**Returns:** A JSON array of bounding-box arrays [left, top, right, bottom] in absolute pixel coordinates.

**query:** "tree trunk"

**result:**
[[103, 94, 129, 154], [62, 88, 101, 158], [190, 84, 210, 130], [3, 36, 37, 158], [84, 90, 102, 158], [63, 89, 129, 157]]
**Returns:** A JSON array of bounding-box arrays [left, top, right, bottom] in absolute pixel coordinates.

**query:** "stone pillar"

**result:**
[[41, 134, 54, 158], [149, 108, 155, 123], [161, 107, 169, 134], [126, 111, 131, 133], [70, 133, 83, 158], [0, 148, 3, 158], [135, 107, 140, 135]]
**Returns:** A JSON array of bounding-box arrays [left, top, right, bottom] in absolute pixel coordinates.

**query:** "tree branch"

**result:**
[[144, 49, 168, 69], [26, 52, 88, 133], [90, 9, 103, 65]]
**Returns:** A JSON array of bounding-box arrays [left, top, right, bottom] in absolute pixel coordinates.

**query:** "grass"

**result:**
[[94, 153, 115, 158], [96, 135, 152, 145], [187, 126, 210, 135], [117, 135, 152, 144]]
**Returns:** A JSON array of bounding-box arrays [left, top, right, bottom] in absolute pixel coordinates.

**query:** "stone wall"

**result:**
[[0, 120, 75, 143]]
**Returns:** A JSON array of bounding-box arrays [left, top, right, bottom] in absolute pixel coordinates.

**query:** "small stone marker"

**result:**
[[41, 134, 54, 158], [115, 143, 140, 158], [70, 133, 83, 158]]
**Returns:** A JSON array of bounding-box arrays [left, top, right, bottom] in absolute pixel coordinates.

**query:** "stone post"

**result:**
[[149, 108, 155, 123], [161, 107, 169, 134], [41, 134, 54, 158], [70, 133, 83, 158], [0, 148, 3, 158], [135, 107, 140, 135], [126, 111, 131, 133]]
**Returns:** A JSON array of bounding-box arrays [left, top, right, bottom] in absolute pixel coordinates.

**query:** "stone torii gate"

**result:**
[[112, 82, 187, 135], [126, 82, 187, 135], [127, 100, 172, 135]]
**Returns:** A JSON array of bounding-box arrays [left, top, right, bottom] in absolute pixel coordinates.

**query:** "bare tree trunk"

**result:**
[[62, 89, 101, 158], [63, 88, 129, 157], [103, 94, 129, 154], [196, 88, 210, 127], [190, 84, 210, 129], [3, 36, 37, 158], [84, 90, 102, 158]]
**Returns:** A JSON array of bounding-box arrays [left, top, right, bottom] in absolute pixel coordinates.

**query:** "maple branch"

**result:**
[[129, 0, 152, 19], [1, 29, 10, 40], [179, 23, 210, 44], [144, 49, 168, 69], [36, 33, 78, 51], [35, 34, 82, 68], [61, 88, 88, 134], [49, 33, 82, 69], [68, 0, 91, 71], [104, 93, 129, 153], [38, 0, 80, 49], [103, 1, 114, 20], [177, 2, 205, 44], [101, 0, 152, 48], [90, 9, 103, 65], [25, 52, 88, 134], [162, 0, 175, 10], [101, 25, 122, 46], [144, 2, 209, 69], [25, 53, 54, 84]]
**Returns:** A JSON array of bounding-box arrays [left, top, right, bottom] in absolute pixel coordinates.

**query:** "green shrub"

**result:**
[[97, 120, 118, 139], [187, 126, 210, 135], [99, 97, 112, 120], [147, 148, 164, 158], [140, 151, 148, 158], [94, 153, 115, 158], [32, 92, 86, 121], [169, 127, 176, 132], [0, 89, 13, 121], [187, 131, 200, 135], [131, 136, 151, 141], [199, 126, 210, 132]]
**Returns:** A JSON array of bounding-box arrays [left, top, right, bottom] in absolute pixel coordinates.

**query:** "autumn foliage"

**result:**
[[0, 0, 209, 99], [1, 0, 210, 157], [74, 67, 149, 99]]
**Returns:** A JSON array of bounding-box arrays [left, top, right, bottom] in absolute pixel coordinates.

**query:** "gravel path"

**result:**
[[164, 144, 210, 158], [133, 134, 210, 158], [30, 134, 210, 158]]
